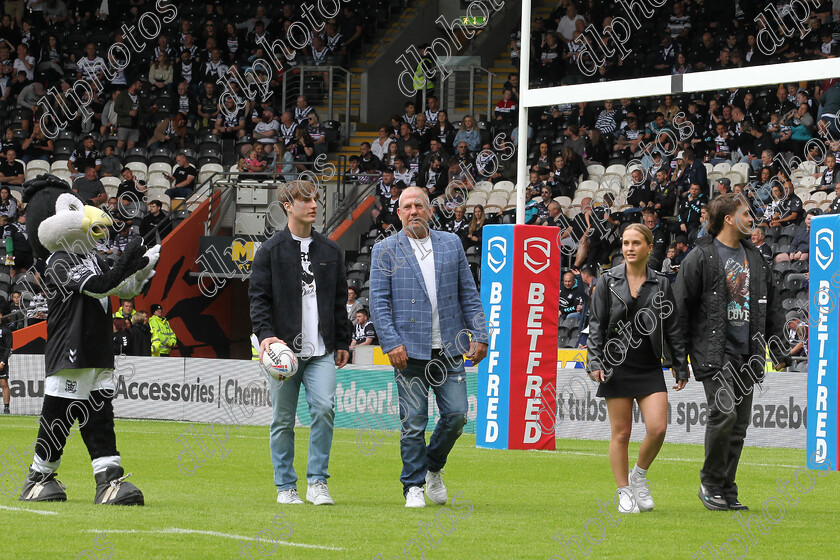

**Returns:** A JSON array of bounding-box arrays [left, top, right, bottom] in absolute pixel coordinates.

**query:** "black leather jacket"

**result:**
[[673, 235, 790, 382], [587, 263, 689, 381]]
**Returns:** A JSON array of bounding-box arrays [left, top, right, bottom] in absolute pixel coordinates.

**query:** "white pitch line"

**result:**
[[87, 528, 346, 551], [0, 504, 59, 516]]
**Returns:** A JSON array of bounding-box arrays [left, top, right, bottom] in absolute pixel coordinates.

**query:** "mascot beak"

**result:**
[[82, 205, 113, 241]]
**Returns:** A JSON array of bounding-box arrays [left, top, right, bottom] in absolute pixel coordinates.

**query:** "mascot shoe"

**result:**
[[94, 466, 144, 506], [19, 470, 68, 502]]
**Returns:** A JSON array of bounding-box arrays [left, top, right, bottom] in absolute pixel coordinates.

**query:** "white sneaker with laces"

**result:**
[[616, 486, 640, 514], [405, 486, 426, 508], [629, 471, 654, 512], [306, 480, 334, 505], [277, 489, 304, 504], [424, 470, 447, 505]]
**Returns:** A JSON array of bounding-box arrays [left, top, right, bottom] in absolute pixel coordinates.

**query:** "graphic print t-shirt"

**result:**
[[715, 239, 750, 355], [292, 234, 326, 358]]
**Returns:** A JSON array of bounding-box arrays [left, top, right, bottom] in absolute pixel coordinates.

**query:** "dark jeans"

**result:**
[[395, 350, 467, 495], [700, 351, 755, 499]]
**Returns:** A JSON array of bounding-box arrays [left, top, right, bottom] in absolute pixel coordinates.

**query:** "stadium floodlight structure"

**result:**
[[514, 0, 840, 223]]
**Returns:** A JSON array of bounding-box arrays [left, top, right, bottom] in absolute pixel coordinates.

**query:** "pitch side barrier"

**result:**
[[2, 356, 807, 451]]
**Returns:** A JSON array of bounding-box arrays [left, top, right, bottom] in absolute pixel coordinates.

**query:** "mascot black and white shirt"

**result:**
[[43, 251, 115, 376]]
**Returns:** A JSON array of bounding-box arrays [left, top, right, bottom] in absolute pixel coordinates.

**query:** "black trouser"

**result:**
[[35, 391, 119, 464], [700, 351, 755, 499]]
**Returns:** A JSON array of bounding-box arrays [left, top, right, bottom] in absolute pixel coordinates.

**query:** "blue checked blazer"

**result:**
[[369, 229, 488, 360]]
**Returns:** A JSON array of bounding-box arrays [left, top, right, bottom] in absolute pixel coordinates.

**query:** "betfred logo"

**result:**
[[815, 228, 834, 271], [487, 236, 507, 273], [523, 237, 551, 274]]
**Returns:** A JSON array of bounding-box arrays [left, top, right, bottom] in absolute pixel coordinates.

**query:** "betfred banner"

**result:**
[[477, 225, 560, 450], [809, 214, 840, 470], [477, 226, 513, 449]]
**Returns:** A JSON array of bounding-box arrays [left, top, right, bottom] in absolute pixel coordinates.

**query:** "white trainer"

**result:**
[[424, 470, 447, 505], [306, 481, 334, 505], [277, 489, 304, 504], [405, 486, 426, 508], [616, 486, 639, 514], [629, 471, 654, 512]]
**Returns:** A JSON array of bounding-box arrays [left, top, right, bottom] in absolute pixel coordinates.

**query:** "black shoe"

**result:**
[[2, 407, 9, 414], [94, 466, 144, 506], [698, 484, 728, 511], [19, 469, 67, 502], [727, 497, 749, 511]]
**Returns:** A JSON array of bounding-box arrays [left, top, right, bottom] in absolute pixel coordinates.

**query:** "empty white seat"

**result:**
[[713, 162, 732, 175], [198, 163, 224, 184], [147, 162, 172, 179], [731, 162, 751, 183]]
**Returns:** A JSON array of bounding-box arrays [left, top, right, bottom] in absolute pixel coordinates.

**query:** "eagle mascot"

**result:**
[[18, 174, 160, 505]]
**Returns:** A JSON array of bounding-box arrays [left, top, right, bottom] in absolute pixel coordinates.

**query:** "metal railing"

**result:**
[[324, 168, 382, 236], [281, 65, 355, 146], [201, 165, 345, 237], [435, 66, 495, 121]]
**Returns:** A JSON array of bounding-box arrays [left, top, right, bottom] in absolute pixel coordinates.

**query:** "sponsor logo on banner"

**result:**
[[508, 227, 559, 450], [808, 216, 839, 470], [523, 237, 551, 274], [478, 226, 513, 449], [487, 236, 507, 273], [815, 228, 834, 271]]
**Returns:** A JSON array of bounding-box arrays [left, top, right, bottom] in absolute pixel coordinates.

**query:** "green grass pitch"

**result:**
[[1, 417, 838, 560]]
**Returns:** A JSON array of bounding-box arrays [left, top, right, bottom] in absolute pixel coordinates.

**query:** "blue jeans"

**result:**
[[164, 186, 194, 199], [269, 353, 336, 491], [395, 351, 468, 495]]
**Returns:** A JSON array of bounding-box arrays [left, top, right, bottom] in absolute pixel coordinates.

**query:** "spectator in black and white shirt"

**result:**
[[213, 97, 246, 139], [278, 111, 298, 149], [252, 106, 280, 157], [814, 153, 839, 193], [350, 308, 377, 355], [767, 174, 803, 227], [68, 135, 101, 176], [392, 156, 415, 187], [594, 99, 620, 143], [202, 48, 229, 84], [294, 96, 313, 126], [0, 186, 16, 218]]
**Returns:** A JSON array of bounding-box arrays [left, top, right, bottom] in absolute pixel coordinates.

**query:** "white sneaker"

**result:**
[[277, 489, 304, 504], [424, 470, 447, 505], [616, 486, 639, 514], [405, 486, 426, 508], [629, 471, 654, 512], [306, 480, 334, 505]]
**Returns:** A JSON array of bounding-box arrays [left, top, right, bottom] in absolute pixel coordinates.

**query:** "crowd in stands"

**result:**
[[0, 0, 386, 337], [514, 0, 839, 85], [353, 21, 839, 359]]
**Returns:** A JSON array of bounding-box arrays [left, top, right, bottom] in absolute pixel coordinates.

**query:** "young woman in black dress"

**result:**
[[587, 223, 688, 514]]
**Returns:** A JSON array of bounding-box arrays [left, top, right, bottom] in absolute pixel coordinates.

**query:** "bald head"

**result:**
[[399, 186, 429, 207]]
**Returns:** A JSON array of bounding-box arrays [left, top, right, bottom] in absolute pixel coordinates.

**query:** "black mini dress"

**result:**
[[596, 284, 667, 399]]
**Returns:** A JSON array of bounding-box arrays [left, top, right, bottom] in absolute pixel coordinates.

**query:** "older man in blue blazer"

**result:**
[[370, 186, 488, 508]]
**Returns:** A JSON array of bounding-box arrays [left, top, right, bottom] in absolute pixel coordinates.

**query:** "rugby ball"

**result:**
[[261, 342, 298, 380]]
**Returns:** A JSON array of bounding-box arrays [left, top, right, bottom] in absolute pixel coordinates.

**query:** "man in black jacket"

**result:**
[[249, 180, 352, 507], [674, 193, 789, 512], [0, 301, 11, 413]]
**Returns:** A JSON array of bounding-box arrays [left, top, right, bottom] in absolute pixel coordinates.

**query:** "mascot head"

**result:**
[[22, 174, 113, 259]]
